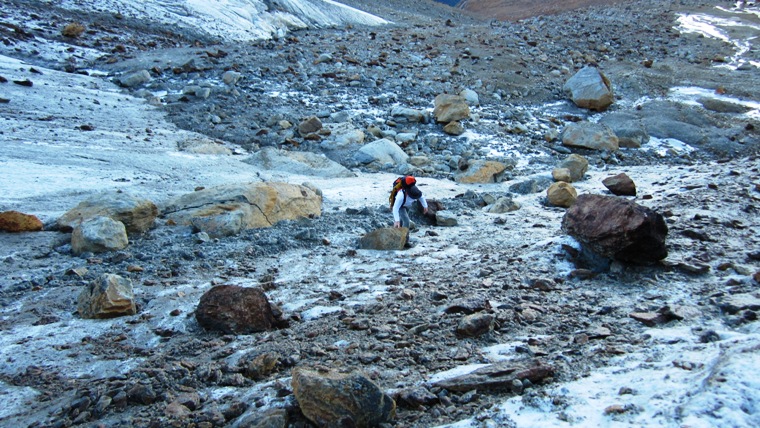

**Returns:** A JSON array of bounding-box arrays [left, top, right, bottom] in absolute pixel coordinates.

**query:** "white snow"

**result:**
[[45, 0, 390, 42]]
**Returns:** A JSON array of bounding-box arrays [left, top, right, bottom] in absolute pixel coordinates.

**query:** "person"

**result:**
[[392, 176, 429, 230]]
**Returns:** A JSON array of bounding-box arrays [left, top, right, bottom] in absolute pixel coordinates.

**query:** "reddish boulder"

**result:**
[[195, 285, 288, 334], [602, 173, 637, 196], [561, 194, 667, 264]]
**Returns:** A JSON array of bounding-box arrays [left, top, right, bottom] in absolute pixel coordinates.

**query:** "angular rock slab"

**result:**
[[562, 194, 668, 264], [359, 228, 408, 251], [163, 182, 322, 238], [291, 367, 396, 428], [77, 274, 136, 319], [58, 191, 158, 234], [563, 66, 614, 111], [0, 210, 43, 232], [195, 285, 287, 334], [432, 361, 554, 393]]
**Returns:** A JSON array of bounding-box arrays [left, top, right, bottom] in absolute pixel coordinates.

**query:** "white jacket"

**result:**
[[392, 189, 428, 222]]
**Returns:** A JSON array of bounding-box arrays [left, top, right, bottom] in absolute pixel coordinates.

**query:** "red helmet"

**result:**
[[403, 176, 416, 187]]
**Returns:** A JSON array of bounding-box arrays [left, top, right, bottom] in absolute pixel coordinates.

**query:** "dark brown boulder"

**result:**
[[195, 285, 288, 334], [602, 173, 637, 196], [291, 367, 396, 428], [561, 194, 667, 264]]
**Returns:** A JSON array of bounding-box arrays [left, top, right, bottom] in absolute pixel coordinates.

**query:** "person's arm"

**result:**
[[419, 196, 429, 214], [392, 190, 403, 225]]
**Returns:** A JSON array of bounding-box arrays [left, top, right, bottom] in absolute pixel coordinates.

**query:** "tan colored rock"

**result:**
[[58, 192, 158, 234], [163, 182, 322, 238], [0, 211, 43, 232], [552, 168, 572, 183], [547, 182, 577, 208], [359, 228, 408, 251], [178, 137, 232, 155], [77, 274, 136, 319], [433, 94, 470, 123], [455, 160, 507, 183], [443, 121, 465, 135], [292, 367, 396, 428]]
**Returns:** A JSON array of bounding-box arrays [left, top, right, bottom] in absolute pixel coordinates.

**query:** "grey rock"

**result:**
[[563, 66, 614, 111], [562, 122, 619, 151], [71, 216, 129, 255]]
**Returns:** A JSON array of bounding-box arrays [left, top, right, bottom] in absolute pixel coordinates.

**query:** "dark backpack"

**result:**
[[389, 176, 416, 209]]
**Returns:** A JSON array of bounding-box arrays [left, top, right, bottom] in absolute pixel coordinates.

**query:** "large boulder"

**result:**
[[77, 274, 137, 319], [0, 211, 43, 232], [71, 216, 129, 254], [359, 228, 408, 251], [561, 194, 668, 264], [291, 367, 396, 428], [195, 285, 288, 334], [433, 94, 470, 123], [562, 122, 619, 151], [353, 138, 409, 165], [58, 192, 158, 234], [163, 182, 322, 238], [246, 147, 355, 178], [455, 160, 507, 183], [563, 66, 614, 111]]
